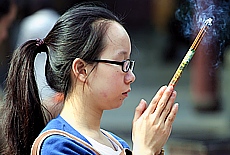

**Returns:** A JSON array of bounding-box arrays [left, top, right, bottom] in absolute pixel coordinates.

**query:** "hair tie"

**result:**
[[35, 38, 48, 53], [36, 38, 44, 47]]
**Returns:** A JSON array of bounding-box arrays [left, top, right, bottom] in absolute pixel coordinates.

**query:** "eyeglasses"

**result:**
[[93, 59, 135, 73]]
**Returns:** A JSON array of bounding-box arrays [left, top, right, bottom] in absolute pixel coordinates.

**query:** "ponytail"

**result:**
[[2, 39, 48, 155]]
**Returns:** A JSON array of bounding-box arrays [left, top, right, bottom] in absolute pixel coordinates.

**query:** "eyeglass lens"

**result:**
[[123, 60, 134, 72]]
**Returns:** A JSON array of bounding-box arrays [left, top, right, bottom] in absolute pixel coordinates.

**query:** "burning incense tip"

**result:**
[[168, 18, 213, 88], [205, 18, 213, 26]]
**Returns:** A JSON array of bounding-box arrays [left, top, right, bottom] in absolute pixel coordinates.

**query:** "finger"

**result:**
[[165, 103, 179, 127], [133, 99, 147, 123], [160, 90, 177, 119], [144, 85, 167, 115], [154, 86, 174, 117]]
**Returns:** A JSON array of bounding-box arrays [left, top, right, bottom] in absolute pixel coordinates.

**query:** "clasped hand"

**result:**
[[132, 85, 179, 155]]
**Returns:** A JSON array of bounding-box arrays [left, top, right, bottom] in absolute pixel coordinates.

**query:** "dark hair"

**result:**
[[2, 2, 122, 155]]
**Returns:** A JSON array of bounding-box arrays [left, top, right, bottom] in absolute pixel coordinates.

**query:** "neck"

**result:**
[[60, 94, 103, 134], [60, 92, 116, 150]]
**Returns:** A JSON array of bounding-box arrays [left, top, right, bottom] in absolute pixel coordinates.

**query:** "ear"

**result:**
[[72, 58, 87, 82]]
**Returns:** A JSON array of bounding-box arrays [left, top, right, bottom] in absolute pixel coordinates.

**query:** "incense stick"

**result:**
[[169, 18, 213, 87]]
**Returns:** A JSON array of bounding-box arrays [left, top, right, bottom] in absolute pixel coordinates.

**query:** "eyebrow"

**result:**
[[118, 51, 130, 56]]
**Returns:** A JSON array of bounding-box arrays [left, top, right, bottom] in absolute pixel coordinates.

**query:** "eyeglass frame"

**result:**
[[93, 59, 135, 73]]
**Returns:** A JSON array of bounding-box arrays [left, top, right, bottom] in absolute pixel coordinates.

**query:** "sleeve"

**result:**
[[40, 135, 96, 155]]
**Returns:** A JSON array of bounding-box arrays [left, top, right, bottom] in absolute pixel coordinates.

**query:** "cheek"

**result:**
[[98, 72, 121, 96], [99, 91, 108, 98], [107, 71, 121, 85]]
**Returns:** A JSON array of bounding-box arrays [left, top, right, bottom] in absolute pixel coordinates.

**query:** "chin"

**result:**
[[106, 100, 124, 110], [114, 100, 124, 109]]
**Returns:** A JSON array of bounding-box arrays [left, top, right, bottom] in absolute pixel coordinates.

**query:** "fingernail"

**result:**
[[140, 99, 147, 107], [140, 99, 146, 104], [174, 103, 179, 108]]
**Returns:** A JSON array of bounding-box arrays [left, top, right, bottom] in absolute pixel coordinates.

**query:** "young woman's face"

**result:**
[[86, 21, 136, 110]]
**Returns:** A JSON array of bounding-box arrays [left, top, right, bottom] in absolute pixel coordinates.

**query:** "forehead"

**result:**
[[100, 21, 131, 58]]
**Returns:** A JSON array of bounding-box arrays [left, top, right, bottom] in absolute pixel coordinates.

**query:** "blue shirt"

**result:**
[[40, 115, 130, 154]]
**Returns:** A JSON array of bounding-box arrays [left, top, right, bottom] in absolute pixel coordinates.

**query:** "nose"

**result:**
[[125, 70, 136, 84]]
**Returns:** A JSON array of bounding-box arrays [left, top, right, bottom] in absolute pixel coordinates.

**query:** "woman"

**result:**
[[3, 2, 178, 155]]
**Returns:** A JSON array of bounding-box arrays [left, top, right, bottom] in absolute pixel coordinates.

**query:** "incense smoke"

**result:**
[[175, 0, 230, 66]]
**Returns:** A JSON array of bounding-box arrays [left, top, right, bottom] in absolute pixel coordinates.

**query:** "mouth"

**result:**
[[122, 89, 131, 97]]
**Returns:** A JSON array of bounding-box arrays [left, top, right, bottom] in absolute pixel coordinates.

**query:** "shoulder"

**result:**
[[41, 115, 77, 134], [40, 133, 96, 155], [38, 116, 97, 154], [41, 115, 64, 132]]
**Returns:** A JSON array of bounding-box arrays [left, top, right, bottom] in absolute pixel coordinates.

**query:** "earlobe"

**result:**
[[72, 58, 87, 82]]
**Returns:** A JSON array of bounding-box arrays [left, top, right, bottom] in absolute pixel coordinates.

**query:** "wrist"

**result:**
[[132, 147, 152, 155]]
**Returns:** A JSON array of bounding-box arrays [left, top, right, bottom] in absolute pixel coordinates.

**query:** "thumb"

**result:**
[[133, 99, 147, 122]]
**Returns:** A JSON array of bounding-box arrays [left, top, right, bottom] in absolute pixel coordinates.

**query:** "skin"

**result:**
[[42, 93, 64, 123], [60, 21, 179, 155], [132, 86, 178, 155], [0, 2, 17, 43]]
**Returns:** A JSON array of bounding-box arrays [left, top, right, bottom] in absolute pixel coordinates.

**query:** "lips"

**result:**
[[122, 89, 131, 97]]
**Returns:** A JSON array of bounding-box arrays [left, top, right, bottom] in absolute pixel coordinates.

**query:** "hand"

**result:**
[[132, 85, 179, 155]]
